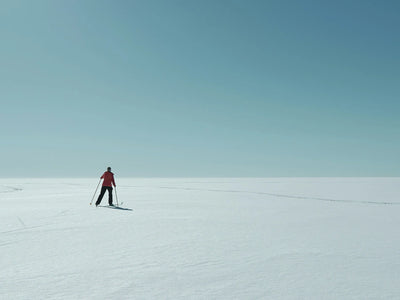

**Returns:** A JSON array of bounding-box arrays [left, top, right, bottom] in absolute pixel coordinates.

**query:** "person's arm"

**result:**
[[100, 172, 105, 179], [112, 175, 116, 187]]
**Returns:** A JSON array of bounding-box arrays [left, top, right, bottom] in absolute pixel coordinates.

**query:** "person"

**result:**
[[96, 167, 116, 207]]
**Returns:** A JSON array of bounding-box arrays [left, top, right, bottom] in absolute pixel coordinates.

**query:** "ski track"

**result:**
[[0, 224, 49, 235], [17, 217, 26, 228], [144, 186, 399, 206], [0, 186, 23, 193], [117, 184, 400, 205]]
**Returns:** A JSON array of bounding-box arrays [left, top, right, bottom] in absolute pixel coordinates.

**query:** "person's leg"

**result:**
[[108, 187, 113, 205], [96, 187, 107, 206]]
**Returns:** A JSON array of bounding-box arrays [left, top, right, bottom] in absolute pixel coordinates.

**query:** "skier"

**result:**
[[96, 167, 116, 207]]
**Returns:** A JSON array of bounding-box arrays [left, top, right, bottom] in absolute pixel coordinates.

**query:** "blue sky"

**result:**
[[1, 0, 399, 177]]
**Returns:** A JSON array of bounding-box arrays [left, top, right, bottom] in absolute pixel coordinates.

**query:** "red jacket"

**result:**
[[101, 171, 116, 187]]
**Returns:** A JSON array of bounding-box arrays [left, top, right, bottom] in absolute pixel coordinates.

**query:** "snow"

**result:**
[[1, 178, 400, 299]]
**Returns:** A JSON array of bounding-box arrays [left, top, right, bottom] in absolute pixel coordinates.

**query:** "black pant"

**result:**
[[96, 186, 113, 206]]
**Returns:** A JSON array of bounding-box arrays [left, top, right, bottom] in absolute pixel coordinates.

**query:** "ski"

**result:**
[[97, 204, 132, 211]]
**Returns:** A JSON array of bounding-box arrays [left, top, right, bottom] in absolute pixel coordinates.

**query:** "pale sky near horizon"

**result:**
[[1, 0, 399, 177]]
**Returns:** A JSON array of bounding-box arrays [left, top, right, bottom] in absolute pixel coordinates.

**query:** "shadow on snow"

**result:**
[[98, 205, 133, 211]]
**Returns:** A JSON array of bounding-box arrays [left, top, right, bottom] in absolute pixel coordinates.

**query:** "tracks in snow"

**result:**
[[0, 186, 23, 194], [155, 186, 400, 206]]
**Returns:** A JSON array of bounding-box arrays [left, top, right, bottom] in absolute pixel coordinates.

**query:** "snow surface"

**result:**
[[1, 178, 400, 299]]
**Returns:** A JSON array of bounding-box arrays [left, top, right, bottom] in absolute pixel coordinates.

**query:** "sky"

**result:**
[[1, 0, 399, 177]]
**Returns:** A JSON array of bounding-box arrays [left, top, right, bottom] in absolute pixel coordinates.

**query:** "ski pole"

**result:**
[[90, 178, 102, 205], [114, 186, 119, 207]]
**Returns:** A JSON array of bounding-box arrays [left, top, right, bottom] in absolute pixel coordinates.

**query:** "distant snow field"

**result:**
[[1, 178, 399, 299]]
